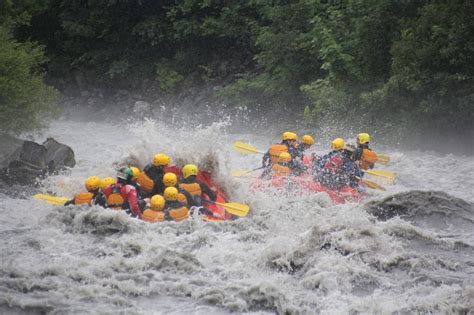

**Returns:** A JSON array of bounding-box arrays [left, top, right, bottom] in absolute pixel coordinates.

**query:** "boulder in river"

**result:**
[[0, 134, 75, 186], [43, 138, 76, 174], [364, 190, 473, 221]]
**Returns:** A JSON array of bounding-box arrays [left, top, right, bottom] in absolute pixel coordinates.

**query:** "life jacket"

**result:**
[[136, 172, 154, 193], [177, 192, 188, 206], [141, 209, 165, 223], [106, 184, 124, 210], [360, 149, 378, 170], [271, 164, 290, 177], [324, 155, 343, 174], [165, 201, 189, 222], [74, 192, 94, 205], [168, 206, 189, 222], [268, 144, 288, 164], [179, 182, 201, 197]]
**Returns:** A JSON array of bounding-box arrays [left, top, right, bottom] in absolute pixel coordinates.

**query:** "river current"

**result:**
[[0, 117, 473, 314]]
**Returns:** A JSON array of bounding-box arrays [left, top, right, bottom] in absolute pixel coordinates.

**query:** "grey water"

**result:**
[[0, 118, 473, 314]]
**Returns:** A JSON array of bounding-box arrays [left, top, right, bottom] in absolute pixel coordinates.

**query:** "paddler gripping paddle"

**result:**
[[235, 141, 390, 166]]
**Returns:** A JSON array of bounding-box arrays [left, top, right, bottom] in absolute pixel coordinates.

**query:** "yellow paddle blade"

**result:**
[[215, 201, 250, 217], [363, 169, 396, 184], [363, 179, 386, 190], [34, 194, 69, 205], [356, 177, 386, 191], [376, 155, 390, 165], [231, 170, 251, 177], [233, 141, 264, 155]]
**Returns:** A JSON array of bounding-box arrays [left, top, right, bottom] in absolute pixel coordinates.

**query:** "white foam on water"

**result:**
[[1, 118, 472, 314]]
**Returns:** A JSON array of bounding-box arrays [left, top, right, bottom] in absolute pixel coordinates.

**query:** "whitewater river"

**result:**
[[1, 118, 473, 314]]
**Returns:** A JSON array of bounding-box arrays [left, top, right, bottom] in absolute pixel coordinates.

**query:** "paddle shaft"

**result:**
[[356, 168, 366, 192]]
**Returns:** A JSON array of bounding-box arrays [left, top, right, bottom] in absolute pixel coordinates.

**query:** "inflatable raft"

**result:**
[[251, 173, 362, 205]]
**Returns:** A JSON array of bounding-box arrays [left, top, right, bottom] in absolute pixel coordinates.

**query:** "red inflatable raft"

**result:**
[[251, 173, 363, 205]]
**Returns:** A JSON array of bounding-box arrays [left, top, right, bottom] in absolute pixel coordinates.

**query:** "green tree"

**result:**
[[373, 1, 474, 131], [0, 26, 58, 133]]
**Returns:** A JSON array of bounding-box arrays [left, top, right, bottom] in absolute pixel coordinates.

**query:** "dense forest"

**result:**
[[1, 0, 473, 143]]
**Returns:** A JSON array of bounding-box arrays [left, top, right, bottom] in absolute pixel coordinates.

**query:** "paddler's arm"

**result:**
[[198, 182, 216, 201], [151, 174, 165, 195], [262, 151, 270, 167], [180, 189, 198, 207], [125, 186, 142, 219]]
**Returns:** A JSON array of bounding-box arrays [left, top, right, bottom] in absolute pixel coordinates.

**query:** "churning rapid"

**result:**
[[1, 117, 473, 314]]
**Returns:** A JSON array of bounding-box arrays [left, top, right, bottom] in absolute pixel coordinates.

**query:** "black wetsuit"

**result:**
[[179, 176, 216, 206], [143, 163, 165, 196], [351, 143, 369, 162]]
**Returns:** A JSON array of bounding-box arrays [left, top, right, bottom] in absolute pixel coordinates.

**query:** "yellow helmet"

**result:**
[[331, 138, 345, 151], [163, 187, 178, 201], [130, 166, 140, 179], [279, 152, 292, 163], [281, 131, 298, 141], [163, 172, 178, 187], [85, 176, 101, 192], [182, 164, 198, 179], [357, 133, 370, 144], [150, 195, 165, 211], [100, 177, 116, 191], [153, 153, 170, 167], [301, 135, 315, 145]]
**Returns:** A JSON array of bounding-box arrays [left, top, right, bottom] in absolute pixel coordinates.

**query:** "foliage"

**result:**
[[156, 61, 184, 91], [2, 0, 473, 134], [0, 26, 58, 133], [378, 1, 474, 130]]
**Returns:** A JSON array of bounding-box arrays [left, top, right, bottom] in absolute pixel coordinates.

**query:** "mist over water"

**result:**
[[1, 108, 473, 314]]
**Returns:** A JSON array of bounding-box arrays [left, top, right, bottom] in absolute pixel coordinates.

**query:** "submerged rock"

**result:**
[[0, 134, 75, 186]]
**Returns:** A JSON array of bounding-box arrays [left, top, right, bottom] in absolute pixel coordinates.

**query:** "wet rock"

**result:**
[[43, 138, 76, 174], [365, 190, 473, 221], [0, 134, 75, 186], [0, 139, 46, 185]]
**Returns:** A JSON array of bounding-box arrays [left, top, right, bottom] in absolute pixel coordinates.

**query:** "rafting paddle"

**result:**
[[362, 169, 396, 184], [356, 177, 386, 191], [233, 141, 265, 155], [231, 166, 265, 177], [34, 194, 69, 205], [376, 155, 390, 165], [203, 200, 250, 217]]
